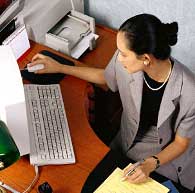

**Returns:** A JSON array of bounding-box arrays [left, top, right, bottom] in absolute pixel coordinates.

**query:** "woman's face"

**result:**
[[116, 31, 145, 74]]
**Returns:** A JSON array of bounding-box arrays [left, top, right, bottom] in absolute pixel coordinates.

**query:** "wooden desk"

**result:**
[[0, 24, 116, 193], [19, 24, 117, 69]]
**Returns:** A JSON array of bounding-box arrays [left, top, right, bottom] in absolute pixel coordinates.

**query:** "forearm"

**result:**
[[144, 134, 190, 171], [124, 138, 190, 184], [155, 136, 190, 165], [60, 65, 106, 85], [31, 53, 107, 85]]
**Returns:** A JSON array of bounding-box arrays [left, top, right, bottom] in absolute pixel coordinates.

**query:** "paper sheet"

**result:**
[[3, 25, 30, 60], [71, 32, 98, 59], [94, 168, 169, 193]]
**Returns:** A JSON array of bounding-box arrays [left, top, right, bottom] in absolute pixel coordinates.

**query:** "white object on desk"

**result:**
[[0, 46, 30, 156], [27, 63, 44, 72], [2, 24, 30, 60], [71, 32, 98, 59], [0, 181, 20, 193], [45, 10, 97, 59]]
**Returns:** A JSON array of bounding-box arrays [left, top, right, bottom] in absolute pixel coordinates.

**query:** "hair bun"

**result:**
[[160, 22, 178, 46]]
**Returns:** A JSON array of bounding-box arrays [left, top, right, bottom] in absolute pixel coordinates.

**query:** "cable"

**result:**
[[0, 181, 20, 193], [0, 165, 39, 193], [22, 165, 39, 193], [70, 0, 75, 10]]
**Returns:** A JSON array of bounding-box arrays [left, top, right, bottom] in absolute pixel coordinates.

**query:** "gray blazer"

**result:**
[[104, 51, 195, 190]]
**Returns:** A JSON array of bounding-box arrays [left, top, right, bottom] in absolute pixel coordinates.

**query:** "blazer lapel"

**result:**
[[128, 71, 143, 123], [157, 63, 182, 128]]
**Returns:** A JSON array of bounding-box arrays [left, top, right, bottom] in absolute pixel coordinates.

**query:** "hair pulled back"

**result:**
[[119, 13, 178, 60]]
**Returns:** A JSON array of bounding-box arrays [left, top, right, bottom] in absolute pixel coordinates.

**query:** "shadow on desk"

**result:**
[[81, 150, 193, 193], [88, 86, 122, 146]]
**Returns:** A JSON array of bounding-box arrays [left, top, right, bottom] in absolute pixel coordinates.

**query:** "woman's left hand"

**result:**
[[122, 157, 156, 183]]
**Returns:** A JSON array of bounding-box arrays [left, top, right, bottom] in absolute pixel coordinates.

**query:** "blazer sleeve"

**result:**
[[104, 50, 119, 92], [177, 102, 195, 138]]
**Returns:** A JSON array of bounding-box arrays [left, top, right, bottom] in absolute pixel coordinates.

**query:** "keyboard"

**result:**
[[24, 84, 75, 165]]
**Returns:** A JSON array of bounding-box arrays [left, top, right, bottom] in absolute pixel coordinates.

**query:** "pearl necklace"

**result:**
[[143, 65, 172, 91]]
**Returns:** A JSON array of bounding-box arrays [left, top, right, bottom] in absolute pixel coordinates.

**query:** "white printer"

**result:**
[[45, 10, 97, 58]]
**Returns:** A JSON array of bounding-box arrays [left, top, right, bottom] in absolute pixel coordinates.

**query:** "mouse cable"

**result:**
[[22, 165, 39, 193], [70, 0, 75, 10]]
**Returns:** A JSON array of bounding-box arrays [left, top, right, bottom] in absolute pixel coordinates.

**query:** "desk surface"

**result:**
[[0, 24, 192, 193], [0, 25, 116, 193]]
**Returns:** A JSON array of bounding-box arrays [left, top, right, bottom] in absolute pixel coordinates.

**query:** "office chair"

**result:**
[[89, 85, 122, 146]]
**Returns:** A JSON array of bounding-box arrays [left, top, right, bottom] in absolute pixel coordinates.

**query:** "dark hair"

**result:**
[[119, 13, 178, 60]]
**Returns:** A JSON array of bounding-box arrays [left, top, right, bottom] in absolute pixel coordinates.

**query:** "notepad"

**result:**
[[94, 168, 169, 193]]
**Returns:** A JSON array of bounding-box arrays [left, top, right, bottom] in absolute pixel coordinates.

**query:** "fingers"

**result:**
[[122, 162, 138, 181], [31, 54, 47, 65], [29, 53, 62, 74], [123, 163, 134, 174], [28, 54, 48, 73], [126, 168, 148, 183], [122, 166, 149, 184], [28, 60, 44, 67], [32, 53, 46, 61], [34, 69, 45, 74]]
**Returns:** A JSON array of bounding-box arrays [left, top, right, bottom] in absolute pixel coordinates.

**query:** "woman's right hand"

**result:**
[[29, 53, 65, 74]]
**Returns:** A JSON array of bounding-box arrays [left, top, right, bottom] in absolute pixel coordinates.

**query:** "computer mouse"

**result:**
[[27, 63, 44, 72], [21, 50, 74, 84]]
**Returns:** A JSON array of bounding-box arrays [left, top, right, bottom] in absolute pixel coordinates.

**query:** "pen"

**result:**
[[122, 159, 145, 181]]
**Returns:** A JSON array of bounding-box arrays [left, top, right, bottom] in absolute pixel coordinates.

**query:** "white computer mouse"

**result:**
[[27, 63, 44, 72]]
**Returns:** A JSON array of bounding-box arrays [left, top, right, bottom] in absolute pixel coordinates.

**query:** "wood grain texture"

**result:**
[[0, 25, 116, 193]]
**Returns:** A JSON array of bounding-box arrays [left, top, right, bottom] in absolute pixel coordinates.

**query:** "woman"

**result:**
[[30, 14, 195, 190]]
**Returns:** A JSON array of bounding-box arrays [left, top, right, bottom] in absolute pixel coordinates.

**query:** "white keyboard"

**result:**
[[24, 84, 75, 165]]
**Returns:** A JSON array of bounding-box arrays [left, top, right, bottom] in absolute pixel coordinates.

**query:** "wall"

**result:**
[[85, 0, 195, 73]]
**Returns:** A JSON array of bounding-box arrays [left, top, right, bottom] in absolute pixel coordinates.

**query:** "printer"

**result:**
[[18, 0, 97, 58]]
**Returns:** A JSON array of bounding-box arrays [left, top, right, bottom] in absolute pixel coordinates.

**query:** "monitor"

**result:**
[[0, 0, 24, 29]]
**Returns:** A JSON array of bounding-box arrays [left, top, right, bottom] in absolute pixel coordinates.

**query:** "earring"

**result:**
[[143, 61, 149, 66]]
